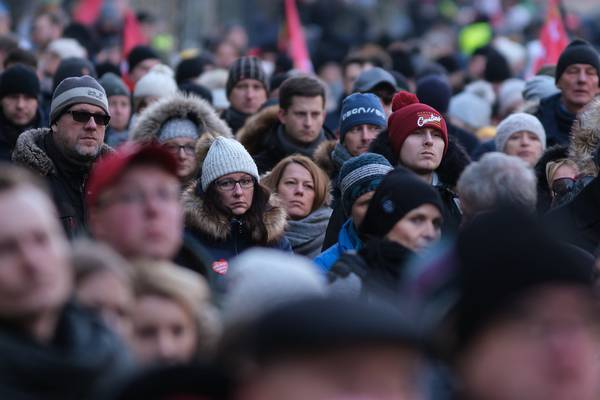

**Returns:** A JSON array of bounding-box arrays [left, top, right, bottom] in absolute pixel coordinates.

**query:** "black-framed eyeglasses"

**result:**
[[215, 177, 255, 192], [65, 110, 111, 126], [551, 177, 576, 197], [163, 143, 195, 155]]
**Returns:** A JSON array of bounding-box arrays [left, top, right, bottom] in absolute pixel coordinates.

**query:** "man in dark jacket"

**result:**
[[237, 75, 336, 173], [0, 64, 47, 161], [535, 39, 600, 146], [221, 56, 269, 134], [13, 75, 112, 238], [0, 165, 130, 399]]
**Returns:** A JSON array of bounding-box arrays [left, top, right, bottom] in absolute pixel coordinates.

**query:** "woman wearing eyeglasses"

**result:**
[[131, 91, 233, 185], [182, 136, 291, 278]]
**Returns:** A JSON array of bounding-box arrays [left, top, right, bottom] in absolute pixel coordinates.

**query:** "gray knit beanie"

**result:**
[[226, 56, 268, 97], [98, 72, 130, 97], [158, 118, 200, 143], [495, 113, 546, 153], [50, 75, 110, 124], [201, 136, 259, 191]]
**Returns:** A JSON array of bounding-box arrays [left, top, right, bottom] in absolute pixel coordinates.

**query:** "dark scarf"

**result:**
[[0, 108, 43, 151], [537, 93, 576, 146], [275, 124, 325, 158], [358, 237, 416, 289], [0, 302, 131, 399], [222, 107, 250, 134]]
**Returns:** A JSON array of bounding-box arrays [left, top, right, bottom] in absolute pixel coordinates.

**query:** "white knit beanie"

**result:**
[[495, 113, 546, 152], [133, 64, 178, 99], [201, 136, 259, 191]]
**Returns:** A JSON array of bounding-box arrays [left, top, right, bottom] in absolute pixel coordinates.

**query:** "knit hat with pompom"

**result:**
[[387, 91, 448, 156]]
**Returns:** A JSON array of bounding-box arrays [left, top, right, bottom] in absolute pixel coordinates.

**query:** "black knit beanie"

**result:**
[[555, 39, 600, 86], [225, 56, 268, 97], [359, 167, 444, 238], [0, 63, 40, 99], [127, 45, 160, 72]]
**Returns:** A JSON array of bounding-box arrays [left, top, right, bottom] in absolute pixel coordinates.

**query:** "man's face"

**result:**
[[52, 103, 108, 162], [350, 191, 374, 226], [557, 63, 600, 113], [458, 285, 600, 400], [89, 164, 183, 261], [108, 95, 131, 132], [162, 137, 198, 180], [0, 186, 71, 319], [279, 96, 325, 145], [399, 128, 445, 175], [229, 78, 267, 114], [344, 124, 382, 156], [130, 58, 160, 83], [1, 94, 38, 126]]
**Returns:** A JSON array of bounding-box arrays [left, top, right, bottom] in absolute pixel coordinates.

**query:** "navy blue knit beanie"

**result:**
[[339, 93, 387, 142], [416, 76, 452, 114]]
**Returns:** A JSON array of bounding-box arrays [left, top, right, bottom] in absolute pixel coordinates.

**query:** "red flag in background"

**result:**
[[283, 0, 313, 73], [122, 8, 148, 57], [72, 0, 103, 25], [533, 0, 569, 74]]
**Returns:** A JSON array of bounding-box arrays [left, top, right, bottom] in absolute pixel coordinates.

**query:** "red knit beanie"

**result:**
[[387, 91, 448, 156]]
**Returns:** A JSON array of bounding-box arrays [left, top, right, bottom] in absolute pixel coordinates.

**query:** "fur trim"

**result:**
[[313, 139, 339, 177], [568, 97, 600, 177], [236, 105, 279, 155], [130, 93, 232, 142], [182, 180, 287, 243], [12, 128, 112, 176]]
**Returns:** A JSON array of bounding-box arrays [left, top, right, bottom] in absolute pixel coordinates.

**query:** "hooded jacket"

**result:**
[[314, 218, 362, 273], [12, 128, 112, 238], [236, 104, 336, 173]]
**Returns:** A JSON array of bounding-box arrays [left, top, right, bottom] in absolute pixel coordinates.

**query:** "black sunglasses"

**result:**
[[65, 110, 111, 126], [551, 177, 576, 196]]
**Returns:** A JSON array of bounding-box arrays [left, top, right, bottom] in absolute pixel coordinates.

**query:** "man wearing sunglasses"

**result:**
[[13, 75, 112, 238]]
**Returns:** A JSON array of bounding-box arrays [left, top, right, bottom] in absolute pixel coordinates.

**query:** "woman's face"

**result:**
[[214, 172, 255, 216], [503, 131, 543, 167], [132, 294, 198, 365], [277, 163, 316, 220], [385, 204, 442, 252]]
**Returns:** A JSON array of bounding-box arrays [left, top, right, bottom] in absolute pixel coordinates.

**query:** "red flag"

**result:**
[[72, 0, 103, 25], [533, 0, 569, 74], [122, 8, 148, 58], [284, 0, 312, 73]]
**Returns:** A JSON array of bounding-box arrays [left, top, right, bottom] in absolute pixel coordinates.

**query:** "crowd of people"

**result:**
[[2, 1, 600, 399]]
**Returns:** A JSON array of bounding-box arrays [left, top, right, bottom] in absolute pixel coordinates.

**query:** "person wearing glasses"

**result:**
[[12, 75, 112, 238], [183, 136, 290, 279], [131, 90, 232, 185]]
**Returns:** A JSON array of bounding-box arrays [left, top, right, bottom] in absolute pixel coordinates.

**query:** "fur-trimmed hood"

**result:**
[[130, 93, 232, 142], [182, 180, 287, 243], [313, 139, 338, 177], [568, 97, 600, 177], [236, 105, 280, 155], [12, 128, 112, 176]]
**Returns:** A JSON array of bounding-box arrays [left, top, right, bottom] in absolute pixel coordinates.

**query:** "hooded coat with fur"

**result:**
[[12, 128, 112, 238], [568, 97, 600, 179]]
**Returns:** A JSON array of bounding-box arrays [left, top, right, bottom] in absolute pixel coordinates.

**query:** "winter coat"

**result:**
[[0, 302, 131, 400], [0, 106, 47, 162], [447, 121, 480, 157], [285, 206, 333, 258], [130, 93, 233, 143], [535, 93, 576, 147], [236, 104, 336, 173], [534, 144, 569, 214], [12, 128, 112, 238], [314, 218, 362, 273], [221, 106, 250, 135], [328, 238, 416, 300]]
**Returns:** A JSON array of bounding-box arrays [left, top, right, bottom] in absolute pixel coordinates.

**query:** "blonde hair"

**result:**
[[545, 159, 578, 189], [132, 260, 221, 356], [261, 154, 331, 213]]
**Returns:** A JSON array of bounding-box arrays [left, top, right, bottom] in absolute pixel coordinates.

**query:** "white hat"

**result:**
[[201, 136, 259, 191], [495, 113, 546, 152], [133, 64, 178, 99], [47, 38, 87, 59]]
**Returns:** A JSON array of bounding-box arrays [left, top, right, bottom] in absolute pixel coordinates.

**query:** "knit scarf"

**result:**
[[276, 124, 325, 158], [285, 207, 333, 258], [330, 142, 353, 169], [222, 107, 250, 134]]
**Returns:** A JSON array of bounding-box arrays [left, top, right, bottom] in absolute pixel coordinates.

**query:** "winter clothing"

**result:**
[[313, 139, 345, 181], [0, 64, 39, 99], [448, 91, 492, 132], [52, 57, 97, 93], [201, 136, 259, 191], [387, 91, 448, 157], [534, 144, 569, 214], [285, 207, 333, 258], [555, 39, 600, 85], [483, 47, 512, 83], [0, 302, 131, 399], [12, 128, 112, 238], [566, 97, 600, 179], [50, 75, 109, 124], [221, 106, 250, 135], [98, 72, 130, 97], [353, 67, 397, 92], [225, 56, 268, 97], [522, 75, 559, 102], [315, 218, 362, 273], [447, 122, 480, 157], [0, 106, 46, 162], [339, 93, 386, 141], [133, 64, 178, 100], [535, 92, 576, 146], [127, 45, 159, 72], [157, 118, 200, 143], [495, 113, 546, 153], [47, 38, 87, 59], [497, 78, 525, 117], [416, 75, 452, 114], [236, 104, 336, 173]]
